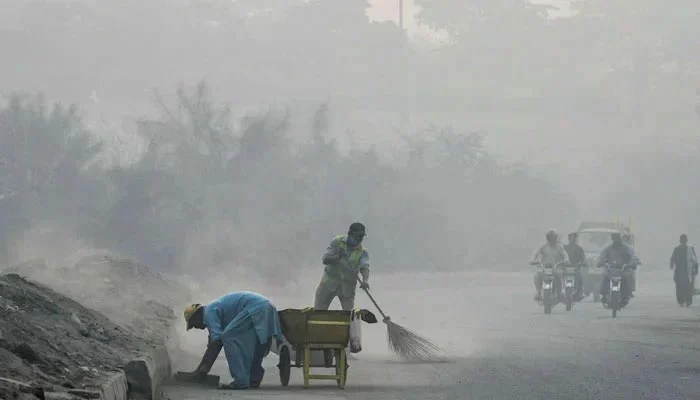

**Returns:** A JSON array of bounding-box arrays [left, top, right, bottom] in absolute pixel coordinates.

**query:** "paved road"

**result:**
[[165, 270, 700, 400]]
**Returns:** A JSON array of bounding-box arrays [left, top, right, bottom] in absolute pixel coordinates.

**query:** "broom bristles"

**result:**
[[385, 320, 443, 361]]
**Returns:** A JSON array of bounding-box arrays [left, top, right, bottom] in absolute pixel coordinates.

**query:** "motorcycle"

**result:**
[[603, 262, 632, 318], [532, 261, 564, 314], [562, 264, 581, 311]]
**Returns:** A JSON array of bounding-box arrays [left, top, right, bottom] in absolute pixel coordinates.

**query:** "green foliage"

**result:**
[[0, 83, 570, 279]]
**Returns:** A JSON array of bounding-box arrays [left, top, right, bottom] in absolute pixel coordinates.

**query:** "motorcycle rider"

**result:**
[[597, 232, 638, 306], [530, 230, 570, 301], [622, 231, 637, 297], [564, 232, 586, 301]]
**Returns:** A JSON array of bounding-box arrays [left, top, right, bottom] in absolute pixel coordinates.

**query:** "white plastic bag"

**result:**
[[348, 310, 362, 353]]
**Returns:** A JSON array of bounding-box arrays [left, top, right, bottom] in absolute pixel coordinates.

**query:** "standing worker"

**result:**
[[670, 234, 698, 307], [314, 222, 370, 311], [564, 232, 586, 301], [182, 291, 286, 390]]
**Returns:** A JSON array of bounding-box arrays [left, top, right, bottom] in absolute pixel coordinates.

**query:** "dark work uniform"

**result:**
[[670, 244, 698, 306], [564, 243, 586, 297]]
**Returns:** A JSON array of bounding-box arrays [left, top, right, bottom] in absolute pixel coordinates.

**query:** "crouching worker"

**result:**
[[183, 291, 286, 390]]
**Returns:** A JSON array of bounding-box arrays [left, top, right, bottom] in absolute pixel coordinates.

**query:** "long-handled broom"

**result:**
[[356, 277, 443, 361]]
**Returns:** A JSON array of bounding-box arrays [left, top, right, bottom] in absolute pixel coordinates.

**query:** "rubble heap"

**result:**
[[0, 274, 146, 399], [5, 254, 185, 347]]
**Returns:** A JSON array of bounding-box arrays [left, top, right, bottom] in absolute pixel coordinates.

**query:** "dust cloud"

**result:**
[[1, 0, 699, 367]]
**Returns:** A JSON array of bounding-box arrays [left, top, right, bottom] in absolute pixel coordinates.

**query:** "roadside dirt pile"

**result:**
[[0, 274, 147, 399], [4, 254, 188, 348]]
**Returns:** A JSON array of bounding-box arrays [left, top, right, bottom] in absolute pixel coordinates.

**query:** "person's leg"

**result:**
[[339, 294, 355, 311], [533, 271, 543, 300], [250, 339, 272, 388], [555, 269, 564, 300], [314, 281, 337, 310], [689, 278, 695, 306], [574, 268, 584, 299], [675, 278, 683, 305], [621, 271, 633, 302], [682, 277, 692, 306], [315, 283, 341, 366], [600, 271, 610, 302], [221, 323, 259, 389]]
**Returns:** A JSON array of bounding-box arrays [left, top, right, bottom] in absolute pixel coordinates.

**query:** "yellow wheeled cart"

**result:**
[[277, 308, 351, 389]]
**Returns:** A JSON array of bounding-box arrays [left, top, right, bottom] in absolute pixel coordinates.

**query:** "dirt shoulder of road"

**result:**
[[1, 253, 189, 399], [0, 273, 146, 399]]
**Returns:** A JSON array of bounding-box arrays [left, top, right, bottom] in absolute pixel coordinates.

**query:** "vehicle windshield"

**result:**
[[578, 231, 612, 254]]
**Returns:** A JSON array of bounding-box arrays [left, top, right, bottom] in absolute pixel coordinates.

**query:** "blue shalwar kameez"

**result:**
[[203, 291, 284, 388]]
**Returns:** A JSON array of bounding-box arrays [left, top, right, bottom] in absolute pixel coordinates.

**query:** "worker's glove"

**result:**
[[359, 281, 370, 290]]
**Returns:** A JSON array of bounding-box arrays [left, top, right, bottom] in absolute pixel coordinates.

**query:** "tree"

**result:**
[[0, 93, 104, 263]]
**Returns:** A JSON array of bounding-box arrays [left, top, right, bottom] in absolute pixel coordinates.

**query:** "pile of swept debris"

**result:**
[[0, 274, 146, 399]]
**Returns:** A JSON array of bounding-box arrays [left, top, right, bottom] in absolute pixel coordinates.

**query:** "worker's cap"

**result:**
[[183, 303, 203, 331]]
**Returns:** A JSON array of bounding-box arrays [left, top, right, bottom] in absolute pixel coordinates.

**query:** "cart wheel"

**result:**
[[278, 345, 291, 387], [335, 349, 348, 389]]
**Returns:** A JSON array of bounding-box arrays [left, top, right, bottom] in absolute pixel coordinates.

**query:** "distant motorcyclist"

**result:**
[[563, 232, 586, 301], [530, 230, 570, 301], [622, 230, 637, 297], [597, 232, 638, 306]]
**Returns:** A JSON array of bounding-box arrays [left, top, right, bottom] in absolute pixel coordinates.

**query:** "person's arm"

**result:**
[[577, 247, 586, 265], [690, 246, 698, 274], [559, 245, 570, 264], [322, 238, 342, 265], [530, 246, 543, 265], [596, 247, 608, 268], [627, 246, 639, 267], [359, 250, 370, 288], [670, 247, 677, 269], [203, 304, 224, 342]]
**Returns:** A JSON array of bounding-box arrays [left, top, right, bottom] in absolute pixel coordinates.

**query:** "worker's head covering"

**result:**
[[681, 233, 688, 244], [183, 303, 203, 331]]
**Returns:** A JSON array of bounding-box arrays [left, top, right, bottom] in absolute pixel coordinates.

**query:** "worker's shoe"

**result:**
[[251, 368, 265, 389], [218, 382, 249, 390]]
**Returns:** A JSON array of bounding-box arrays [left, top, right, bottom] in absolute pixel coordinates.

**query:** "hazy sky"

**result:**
[[367, 0, 576, 31]]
